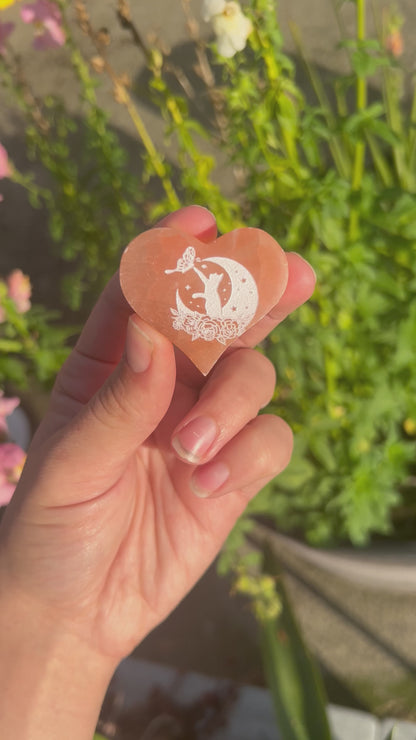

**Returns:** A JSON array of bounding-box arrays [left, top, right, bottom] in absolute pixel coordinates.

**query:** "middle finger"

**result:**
[[171, 348, 276, 465], [234, 251, 316, 350]]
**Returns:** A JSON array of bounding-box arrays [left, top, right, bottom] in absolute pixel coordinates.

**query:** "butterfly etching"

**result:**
[[165, 246, 197, 274], [164, 245, 259, 344]]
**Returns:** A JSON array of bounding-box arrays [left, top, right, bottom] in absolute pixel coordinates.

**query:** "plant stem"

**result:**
[[180, 0, 229, 140], [289, 22, 350, 180], [115, 81, 181, 211], [365, 133, 393, 187], [69, 0, 180, 211], [408, 76, 416, 178], [349, 0, 367, 241], [373, 0, 410, 190], [258, 540, 332, 740]]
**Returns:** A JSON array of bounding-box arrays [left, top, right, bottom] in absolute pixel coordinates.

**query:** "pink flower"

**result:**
[[0, 443, 25, 506], [0, 21, 14, 56], [20, 0, 65, 50], [0, 391, 20, 437], [386, 28, 404, 58], [0, 143, 11, 179], [7, 269, 32, 313]]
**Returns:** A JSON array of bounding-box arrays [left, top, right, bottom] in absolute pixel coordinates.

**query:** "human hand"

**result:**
[[0, 205, 315, 670]]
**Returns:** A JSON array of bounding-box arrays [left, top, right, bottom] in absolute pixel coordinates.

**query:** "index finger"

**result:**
[[75, 206, 218, 365], [233, 252, 316, 350]]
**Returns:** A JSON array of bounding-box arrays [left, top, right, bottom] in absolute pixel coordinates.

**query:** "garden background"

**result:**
[[1, 0, 416, 724]]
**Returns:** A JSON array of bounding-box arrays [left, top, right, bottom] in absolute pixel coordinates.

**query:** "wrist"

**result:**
[[0, 583, 116, 740]]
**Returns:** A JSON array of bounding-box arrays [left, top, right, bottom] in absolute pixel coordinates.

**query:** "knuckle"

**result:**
[[232, 348, 277, 403], [240, 348, 277, 402], [277, 418, 294, 470], [257, 354, 277, 402], [92, 372, 131, 428], [260, 416, 294, 475]]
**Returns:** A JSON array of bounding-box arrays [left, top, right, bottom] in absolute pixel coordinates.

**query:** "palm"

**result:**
[[31, 369, 248, 658], [4, 350, 244, 657], [92, 429, 245, 659], [1, 207, 315, 663]]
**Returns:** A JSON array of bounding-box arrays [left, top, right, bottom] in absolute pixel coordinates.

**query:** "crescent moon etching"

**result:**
[[164, 246, 259, 344]]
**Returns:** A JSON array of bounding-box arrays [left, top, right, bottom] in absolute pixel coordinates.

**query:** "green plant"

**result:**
[[176, 0, 416, 546], [259, 547, 331, 740], [0, 269, 73, 388], [238, 0, 416, 545], [0, 3, 141, 310], [219, 538, 331, 739]]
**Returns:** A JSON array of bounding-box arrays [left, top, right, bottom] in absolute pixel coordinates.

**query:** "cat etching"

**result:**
[[164, 245, 259, 346], [191, 267, 224, 318]]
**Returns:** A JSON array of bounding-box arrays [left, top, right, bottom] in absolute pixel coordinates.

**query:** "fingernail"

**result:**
[[172, 416, 218, 463], [191, 461, 230, 498], [125, 317, 153, 373]]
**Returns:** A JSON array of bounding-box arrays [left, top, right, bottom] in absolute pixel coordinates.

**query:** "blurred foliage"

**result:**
[[0, 280, 73, 390]]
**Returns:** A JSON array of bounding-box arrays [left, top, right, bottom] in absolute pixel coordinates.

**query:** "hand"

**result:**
[[0, 206, 315, 738]]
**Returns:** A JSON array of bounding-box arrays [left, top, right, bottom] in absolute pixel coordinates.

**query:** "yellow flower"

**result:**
[[0, 0, 19, 9], [404, 418, 416, 436]]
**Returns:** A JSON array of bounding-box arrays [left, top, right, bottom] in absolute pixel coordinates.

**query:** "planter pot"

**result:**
[[98, 657, 416, 740], [6, 405, 32, 451], [254, 524, 416, 594]]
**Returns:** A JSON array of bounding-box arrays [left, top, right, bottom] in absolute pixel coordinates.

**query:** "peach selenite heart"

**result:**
[[120, 227, 288, 375]]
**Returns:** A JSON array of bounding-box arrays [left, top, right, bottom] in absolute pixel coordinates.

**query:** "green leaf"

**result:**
[[0, 357, 28, 388], [369, 119, 400, 146], [275, 455, 315, 491], [394, 303, 416, 368], [260, 547, 332, 740], [0, 339, 24, 353], [351, 50, 388, 77], [309, 435, 338, 472]]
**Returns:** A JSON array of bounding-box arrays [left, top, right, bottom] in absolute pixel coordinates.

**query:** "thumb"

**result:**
[[57, 315, 176, 492]]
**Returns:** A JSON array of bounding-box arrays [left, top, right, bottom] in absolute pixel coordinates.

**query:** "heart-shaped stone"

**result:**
[[120, 227, 288, 375]]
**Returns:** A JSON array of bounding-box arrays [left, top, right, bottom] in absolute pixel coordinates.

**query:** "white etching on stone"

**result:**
[[164, 246, 259, 344]]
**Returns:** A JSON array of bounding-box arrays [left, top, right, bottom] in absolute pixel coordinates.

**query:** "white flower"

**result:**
[[203, 1, 252, 58], [202, 0, 226, 22]]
